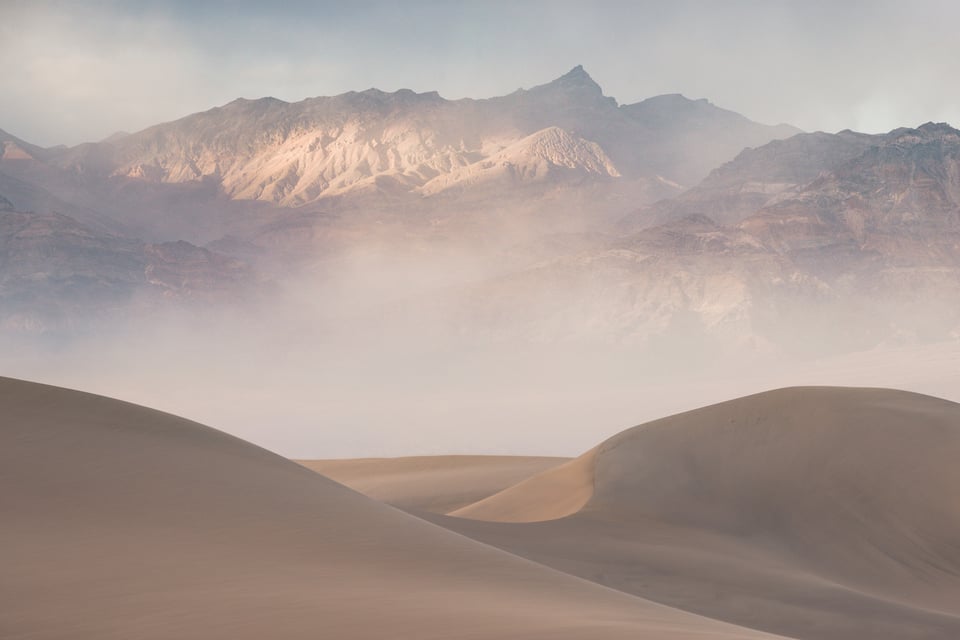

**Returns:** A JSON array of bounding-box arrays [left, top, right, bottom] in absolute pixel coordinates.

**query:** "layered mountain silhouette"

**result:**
[[0, 66, 797, 242], [1, 68, 958, 349], [457, 122, 960, 348]]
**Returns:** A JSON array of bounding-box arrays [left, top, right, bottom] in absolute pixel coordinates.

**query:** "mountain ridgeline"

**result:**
[[1, 67, 958, 352], [0, 66, 797, 243], [45, 66, 796, 205], [477, 123, 960, 349]]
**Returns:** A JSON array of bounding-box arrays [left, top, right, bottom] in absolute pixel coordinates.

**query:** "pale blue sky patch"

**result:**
[[1, 0, 958, 146]]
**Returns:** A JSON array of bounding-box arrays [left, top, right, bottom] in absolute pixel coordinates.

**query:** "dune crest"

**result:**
[[298, 455, 568, 513], [436, 386, 960, 640], [449, 448, 597, 522]]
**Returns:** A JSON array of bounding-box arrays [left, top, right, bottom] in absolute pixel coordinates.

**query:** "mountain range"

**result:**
[[1, 67, 958, 351], [465, 122, 960, 349]]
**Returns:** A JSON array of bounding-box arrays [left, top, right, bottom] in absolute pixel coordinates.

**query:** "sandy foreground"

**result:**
[[305, 387, 960, 640], [298, 455, 568, 513], [4, 378, 960, 639], [1, 376, 783, 639]]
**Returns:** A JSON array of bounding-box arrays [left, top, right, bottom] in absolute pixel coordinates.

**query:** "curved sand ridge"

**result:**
[[0, 376, 785, 640], [449, 448, 598, 521], [442, 387, 960, 639], [299, 455, 568, 513]]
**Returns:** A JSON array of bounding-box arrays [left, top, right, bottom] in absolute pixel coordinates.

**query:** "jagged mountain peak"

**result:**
[[503, 126, 620, 175], [916, 121, 959, 133], [16, 67, 800, 215], [887, 121, 960, 144], [557, 64, 595, 84], [524, 65, 608, 101]]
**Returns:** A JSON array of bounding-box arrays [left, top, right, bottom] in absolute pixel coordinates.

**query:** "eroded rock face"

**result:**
[[739, 123, 960, 273], [0, 210, 250, 333], [458, 125, 960, 349], [36, 67, 795, 209], [623, 130, 881, 230], [2, 78, 958, 352]]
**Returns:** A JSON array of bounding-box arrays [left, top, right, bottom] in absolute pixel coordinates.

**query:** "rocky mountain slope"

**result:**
[[0, 66, 809, 339], [622, 129, 881, 229], [3, 71, 958, 353], [456, 123, 960, 350], [0, 66, 798, 246], [0, 207, 251, 333], [65, 66, 794, 204]]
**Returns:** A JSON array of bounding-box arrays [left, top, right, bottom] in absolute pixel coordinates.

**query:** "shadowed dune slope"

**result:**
[[0, 376, 787, 640], [298, 455, 568, 513], [438, 387, 960, 640]]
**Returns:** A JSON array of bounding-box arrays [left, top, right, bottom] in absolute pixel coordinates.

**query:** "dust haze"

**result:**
[[3, 232, 957, 459]]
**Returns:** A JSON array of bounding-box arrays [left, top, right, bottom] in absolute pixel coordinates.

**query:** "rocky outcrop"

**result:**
[[0, 209, 251, 333]]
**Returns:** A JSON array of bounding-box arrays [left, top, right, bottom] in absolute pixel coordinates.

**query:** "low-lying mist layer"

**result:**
[[4, 243, 957, 459]]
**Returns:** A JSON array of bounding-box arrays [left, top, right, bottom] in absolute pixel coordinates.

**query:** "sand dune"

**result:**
[[298, 455, 567, 513], [436, 387, 960, 640], [449, 449, 597, 521], [0, 376, 785, 640]]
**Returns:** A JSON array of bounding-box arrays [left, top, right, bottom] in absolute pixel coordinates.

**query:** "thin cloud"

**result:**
[[1, 0, 959, 145]]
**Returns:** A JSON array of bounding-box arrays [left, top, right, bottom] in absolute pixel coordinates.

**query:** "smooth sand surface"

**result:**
[[0, 376, 787, 640], [298, 455, 568, 513], [449, 448, 597, 521], [435, 387, 960, 640]]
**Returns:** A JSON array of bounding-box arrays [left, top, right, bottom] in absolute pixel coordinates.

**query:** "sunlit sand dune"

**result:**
[[434, 387, 960, 640], [298, 455, 568, 513]]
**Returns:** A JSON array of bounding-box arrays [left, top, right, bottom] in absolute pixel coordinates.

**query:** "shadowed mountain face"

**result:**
[[0, 209, 251, 333], [626, 122, 960, 231], [463, 123, 960, 349], [626, 129, 881, 229], [741, 123, 960, 252]]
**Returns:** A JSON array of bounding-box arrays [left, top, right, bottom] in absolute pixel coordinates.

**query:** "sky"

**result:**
[[2, 0, 959, 147]]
